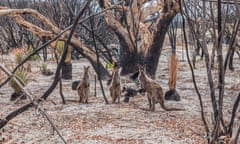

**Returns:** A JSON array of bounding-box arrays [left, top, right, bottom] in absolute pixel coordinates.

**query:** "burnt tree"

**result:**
[[99, 0, 180, 78]]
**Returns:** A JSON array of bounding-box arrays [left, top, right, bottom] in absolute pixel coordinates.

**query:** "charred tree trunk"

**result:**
[[120, 16, 172, 77], [122, 4, 179, 78], [99, 0, 179, 78], [119, 39, 139, 75], [224, 19, 240, 72], [62, 62, 72, 79], [145, 15, 175, 77]]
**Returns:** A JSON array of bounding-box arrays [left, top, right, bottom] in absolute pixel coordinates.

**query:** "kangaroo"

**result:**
[[109, 63, 121, 103], [77, 66, 90, 103], [138, 65, 183, 111]]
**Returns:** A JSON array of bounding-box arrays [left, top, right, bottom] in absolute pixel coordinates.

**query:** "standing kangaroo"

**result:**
[[77, 66, 90, 103], [109, 64, 121, 103], [138, 65, 183, 111]]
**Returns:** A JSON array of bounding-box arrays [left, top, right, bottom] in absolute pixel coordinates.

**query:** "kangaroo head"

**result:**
[[138, 64, 146, 74], [113, 66, 120, 74], [111, 60, 120, 74], [83, 66, 90, 77], [137, 64, 147, 81]]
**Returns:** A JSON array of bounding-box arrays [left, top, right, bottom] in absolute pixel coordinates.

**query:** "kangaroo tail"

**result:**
[[161, 101, 185, 111], [163, 107, 185, 111]]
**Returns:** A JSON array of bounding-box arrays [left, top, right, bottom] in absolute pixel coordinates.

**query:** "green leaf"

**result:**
[[106, 63, 113, 69]]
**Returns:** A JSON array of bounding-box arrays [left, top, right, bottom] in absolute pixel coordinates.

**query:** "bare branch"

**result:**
[[180, 0, 210, 139], [227, 92, 240, 135], [13, 15, 54, 38], [0, 7, 60, 33]]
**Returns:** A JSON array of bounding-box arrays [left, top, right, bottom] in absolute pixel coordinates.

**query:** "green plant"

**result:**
[[40, 63, 53, 76], [106, 63, 113, 69], [27, 45, 39, 61], [56, 40, 72, 63], [14, 53, 32, 72], [29, 55, 39, 61], [15, 53, 25, 65], [41, 63, 47, 71], [9, 70, 30, 94]]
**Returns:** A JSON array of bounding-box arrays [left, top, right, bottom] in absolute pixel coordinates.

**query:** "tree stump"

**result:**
[[72, 80, 80, 90], [164, 89, 180, 101], [62, 62, 72, 79]]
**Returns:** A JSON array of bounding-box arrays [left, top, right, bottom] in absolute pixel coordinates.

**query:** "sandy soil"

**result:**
[[0, 47, 239, 144]]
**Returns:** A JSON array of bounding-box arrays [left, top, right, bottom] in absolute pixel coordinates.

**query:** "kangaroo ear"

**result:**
[[143, 64, 147, 71], [112, 60, 116, 66], [137, 64, 141, 69], [138, 64, 146, 72]]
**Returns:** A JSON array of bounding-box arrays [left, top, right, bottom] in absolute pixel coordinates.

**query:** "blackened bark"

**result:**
[[181, 0, 210, 139], [0, 103, 33, 129], [227, 92, 240, 136], [228, 48, 235, 70], [90, 14, 109, 104], [42, 38, 48, 61], [73, 45, 110, 80], [100, 1, 179, 78], [224, 19, 240, 72], [120, 14, 176, 78], [216, 0, 226, 134], [165, 89, 180, 101], [146, 15, 175, 78], [120, 38, 138, 75], [61, 62, 72, 79], [210, 3, 217, 69]]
